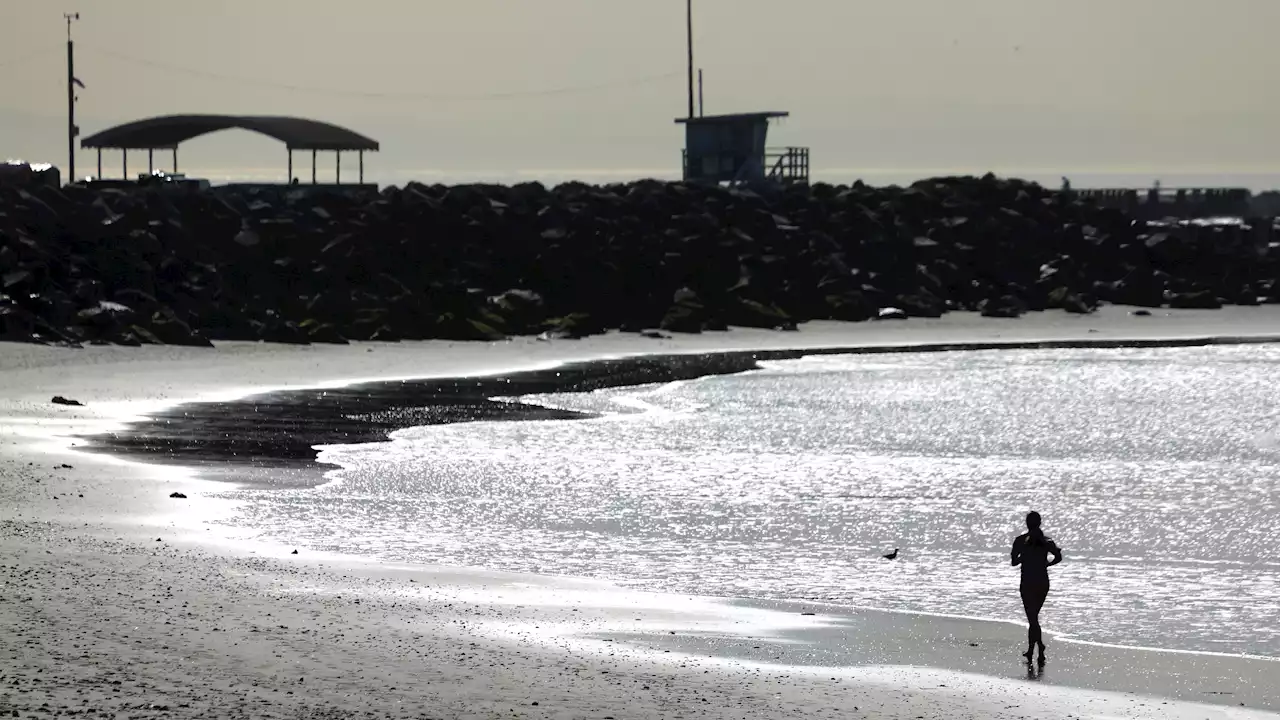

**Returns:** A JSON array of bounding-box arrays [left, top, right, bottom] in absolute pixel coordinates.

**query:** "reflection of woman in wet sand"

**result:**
[[1011, 511, 1062, 663]]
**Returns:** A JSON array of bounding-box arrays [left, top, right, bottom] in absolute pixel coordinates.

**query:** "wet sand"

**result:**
[[3, 307, 1280, 719]]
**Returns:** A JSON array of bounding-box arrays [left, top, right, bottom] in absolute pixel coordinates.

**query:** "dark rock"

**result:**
[[1167, 290, 1223, 309], [1046, 287, 1096, 314], [51, 396, 84, 406], [824, 291, 875, 322], [542, 313, 606, 340], [0, 303, 39, 343], [169, 492, 187, 499], [725, 298, 792, 329], [256, 320, 310, 345], [0, 176, 1261, 348], [1234, 287, 1262, 306], [893, 293, 945, 318], [1095, 277, 1164, 308], [74, 301, 136, 342], [487, 289, 546, 335], [660, 287, 707, 334], [146, 308, 214, 347], [435, 311, 506, 341], [979, 295, 1028, 318], [298, 320, 349, 344]]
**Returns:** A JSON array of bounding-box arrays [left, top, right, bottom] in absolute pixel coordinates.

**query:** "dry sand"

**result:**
[[3, 307, 1280, 719]]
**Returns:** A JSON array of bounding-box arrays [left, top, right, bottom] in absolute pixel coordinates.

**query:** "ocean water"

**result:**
[[221, 346, 1280, 658]]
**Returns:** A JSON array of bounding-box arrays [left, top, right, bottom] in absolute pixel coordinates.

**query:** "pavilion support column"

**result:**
[[122, 150, 127, 180], [287, 149, 292, 183], [311, 150, 316, 184], [336, 151, 341, 185], [172, 148, 178, 173], [359, 151, 364, 184], [96, 149, 101, 179], [148, 148, 153, 175]]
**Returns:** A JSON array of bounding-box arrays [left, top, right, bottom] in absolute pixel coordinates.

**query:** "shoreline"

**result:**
[[78, 312, 1280, 477], [4, 309, 1280, 718]]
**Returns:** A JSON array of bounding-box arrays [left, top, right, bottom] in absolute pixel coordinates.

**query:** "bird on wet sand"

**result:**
[[883, 548, 899, 560]]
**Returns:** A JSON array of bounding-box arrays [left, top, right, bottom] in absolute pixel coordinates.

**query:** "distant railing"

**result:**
[[766, 147, 810, 184], [1071, 186, 1253, 220], [680, 148, 811, 186]]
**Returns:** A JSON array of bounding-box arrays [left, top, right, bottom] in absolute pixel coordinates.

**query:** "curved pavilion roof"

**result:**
[[80, 114, 379, 152]]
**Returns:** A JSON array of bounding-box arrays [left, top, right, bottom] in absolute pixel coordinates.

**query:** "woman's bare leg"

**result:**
[[1020, 589, 1037, 658], [1021, 584, 1049, 660]]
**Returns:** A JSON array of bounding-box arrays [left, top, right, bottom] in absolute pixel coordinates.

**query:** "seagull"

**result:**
[[883, 548, 899, 560]]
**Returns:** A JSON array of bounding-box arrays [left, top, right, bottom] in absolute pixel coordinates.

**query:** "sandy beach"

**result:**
[[3, 307, 1280, 719]]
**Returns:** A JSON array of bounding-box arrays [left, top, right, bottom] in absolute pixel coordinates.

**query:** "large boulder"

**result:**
[[892, 293, 946, 318], [979, 295, 1028, 318], [1166, 289, 1222, 309], [660, 287, 708, 334], [1046, 287, 1097, 314], [541, 312, 607, 339], [487, 289, 547, 334], [724, 298, 793, 329]]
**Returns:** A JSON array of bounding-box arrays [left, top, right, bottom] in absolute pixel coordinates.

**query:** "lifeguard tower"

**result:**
[[675, 2, 810, 187], [676, 112, 809, 186]]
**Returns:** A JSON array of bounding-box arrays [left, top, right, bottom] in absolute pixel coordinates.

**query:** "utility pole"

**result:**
[[686, 0, 695, 119], [65, 13, 82, 183]]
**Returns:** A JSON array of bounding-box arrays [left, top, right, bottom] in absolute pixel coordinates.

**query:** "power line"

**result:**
[[82, 45, 682, 101], [0, 46, 56, 71]]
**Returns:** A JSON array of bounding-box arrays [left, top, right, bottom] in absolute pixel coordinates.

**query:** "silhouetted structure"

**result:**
[[677, 1, 808, 187], [1067, 182, 1253, 220], [80, 114, 379, 185], [676, 113, 810, 187]]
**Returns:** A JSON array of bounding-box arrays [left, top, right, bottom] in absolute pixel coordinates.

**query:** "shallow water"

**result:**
[[221, 346, 1280, 658]]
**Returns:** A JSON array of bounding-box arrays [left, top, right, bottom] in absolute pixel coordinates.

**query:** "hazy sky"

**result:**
[[3, 0, 1278, 187]]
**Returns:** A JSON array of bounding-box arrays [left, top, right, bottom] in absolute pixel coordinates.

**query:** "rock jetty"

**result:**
[[1, 174, 1275, 347]]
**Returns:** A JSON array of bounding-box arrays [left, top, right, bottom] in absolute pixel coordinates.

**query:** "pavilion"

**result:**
[[79, 114, 379, 185]]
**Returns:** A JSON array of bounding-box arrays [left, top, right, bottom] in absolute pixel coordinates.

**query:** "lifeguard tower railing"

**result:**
[[766, 147, 809, 183], [681, 147, 809, 185]]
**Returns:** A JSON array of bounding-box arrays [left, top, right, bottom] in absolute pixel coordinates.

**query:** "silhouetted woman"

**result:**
[[1011, 511, 1062, 663]]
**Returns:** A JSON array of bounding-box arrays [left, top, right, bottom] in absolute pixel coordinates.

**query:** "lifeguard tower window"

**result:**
[[675, 112, 809, 187]]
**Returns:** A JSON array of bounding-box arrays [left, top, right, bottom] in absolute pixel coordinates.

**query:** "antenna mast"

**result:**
[[698, 69, 704, 117], [686, 0, 695, 119]]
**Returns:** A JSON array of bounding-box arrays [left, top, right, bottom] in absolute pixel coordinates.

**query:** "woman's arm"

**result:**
[[1011, 537, 1023, 566], [1047, 542, 1063, 567]]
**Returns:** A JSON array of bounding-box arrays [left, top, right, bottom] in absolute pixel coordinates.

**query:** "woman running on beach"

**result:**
[[1010, 511, 1062, 663]]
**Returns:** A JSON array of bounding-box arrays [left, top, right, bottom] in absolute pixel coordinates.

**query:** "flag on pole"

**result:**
[[72, 77, 85, 89]]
